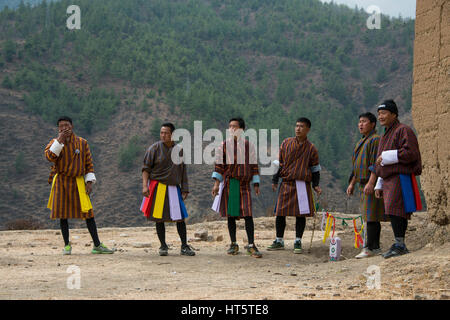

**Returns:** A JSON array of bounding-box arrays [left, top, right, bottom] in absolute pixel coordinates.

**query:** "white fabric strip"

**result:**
[[84, 172, 96, 184], [296, 180, 310, 214], [374, 177, 383, 190], [211, 181, 224, 213], [168, 186, 182, 220], [49, 140, 64, 156], [381, 150, 398, 166]]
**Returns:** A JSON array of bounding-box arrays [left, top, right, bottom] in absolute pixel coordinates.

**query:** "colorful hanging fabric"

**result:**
[[353, 218, 364, 248]]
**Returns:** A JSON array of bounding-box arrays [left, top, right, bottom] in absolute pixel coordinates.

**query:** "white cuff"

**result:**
[[85, 172, 96, 184], [49, 140, 64, 156], [381, 150, 398, 166], [251, 175, 260, 185], [374, 177, 383, 190], [212, 172, 223, 182]]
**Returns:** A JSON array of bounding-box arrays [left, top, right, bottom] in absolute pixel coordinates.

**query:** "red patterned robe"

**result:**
[[375, 120, 422, 219], [212, 138, 259, 218]]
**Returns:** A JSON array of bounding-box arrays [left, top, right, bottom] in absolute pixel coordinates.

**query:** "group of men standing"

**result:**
[[44, 99, 421, 261]]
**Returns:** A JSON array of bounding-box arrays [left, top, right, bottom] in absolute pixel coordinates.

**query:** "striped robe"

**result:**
[[45, 134, 95, 220], [375, 120, 422, 219], [351, 131, 386, 222], [275, 137, 319, 217], [213, 138, 259, 218]]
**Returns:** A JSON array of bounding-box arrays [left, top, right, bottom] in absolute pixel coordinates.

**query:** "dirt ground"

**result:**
[[0, 212, 448, 300]]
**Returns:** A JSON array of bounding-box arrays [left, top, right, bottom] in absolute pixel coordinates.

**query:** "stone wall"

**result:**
[[412, 0, 449, 235]]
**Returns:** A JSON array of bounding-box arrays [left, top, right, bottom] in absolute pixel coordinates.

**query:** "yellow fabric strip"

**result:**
[[47, 174, 93, 213], [76, 176, 93, 213], [153, 182, 167, 219], [323, 215, 332, 243], [47, 173, 58, 210]]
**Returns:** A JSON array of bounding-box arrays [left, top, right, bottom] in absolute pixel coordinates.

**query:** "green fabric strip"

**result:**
[[227, 178, 240, 217]]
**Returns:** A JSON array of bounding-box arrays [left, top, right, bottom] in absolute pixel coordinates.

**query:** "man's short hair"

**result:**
[[57, 116, 73, 125], [229, 117, 245, 130], [161, 122, 175, 133], [296, 117, 311, 128], [359, 112, 377, 124]]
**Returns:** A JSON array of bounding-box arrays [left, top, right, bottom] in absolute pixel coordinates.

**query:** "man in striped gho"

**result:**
[[347, 112, 387, 259], [269, 117, 322, 254], [374, 100, 422, 259], [45, 116, 114, 255], [211, 117, 262, 258]]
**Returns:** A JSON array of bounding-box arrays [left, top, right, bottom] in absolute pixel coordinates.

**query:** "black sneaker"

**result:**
[[227, 243, 239, 255], [247, 245, 262, 258], [159, 244, 169, 256], [382, 244, 409, 259], [181, 244, 196, 256]]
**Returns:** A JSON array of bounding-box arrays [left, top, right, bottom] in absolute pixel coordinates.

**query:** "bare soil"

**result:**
[[0, 213, 448, 300]]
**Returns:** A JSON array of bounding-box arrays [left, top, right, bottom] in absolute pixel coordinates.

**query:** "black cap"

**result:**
[[377, 99, 398, 116]]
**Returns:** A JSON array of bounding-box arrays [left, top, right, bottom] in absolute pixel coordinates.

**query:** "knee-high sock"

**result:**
[[228, 217, 237, 243], [295, 217, 306, 239], [86, 218, 101, 247], [60, 219, 70, 246], [367, 221, 381, 250], [276, 216, 286, 238], [176, 221, 187, 246], [390, 215, 407, 244], [156, 222, 166, 246], [244, 216, 255, 245]]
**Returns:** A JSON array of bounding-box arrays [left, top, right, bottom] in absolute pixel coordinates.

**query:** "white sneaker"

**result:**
[[355, 247, 379, 259]]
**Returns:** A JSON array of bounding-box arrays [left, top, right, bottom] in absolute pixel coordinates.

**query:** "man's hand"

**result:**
[[254, 185, 260, 196], [272, 184, 277, 192], [375, 189, 383, 198], [212, 180, 220, 197], [376, 155, 383, 166], [314, 186, 322, 195], [86, 181, 93, 195], [182, 192, 188, 200], [363, 182, 375, 195], [57, 129, 71, 144], [346, 183, 355, 196], [142, 185, 150, 197]]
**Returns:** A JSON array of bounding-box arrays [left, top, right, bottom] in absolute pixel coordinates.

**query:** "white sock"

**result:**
[[295, 237, 302, 242], [276, 237, 283, 242]]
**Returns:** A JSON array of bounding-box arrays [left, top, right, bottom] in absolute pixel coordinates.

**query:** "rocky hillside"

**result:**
[[0, 0, 418, 229]]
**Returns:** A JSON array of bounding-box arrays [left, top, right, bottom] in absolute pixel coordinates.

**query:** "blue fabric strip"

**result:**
[[399, 174, 416, 213], [177, 187, 189, 219]]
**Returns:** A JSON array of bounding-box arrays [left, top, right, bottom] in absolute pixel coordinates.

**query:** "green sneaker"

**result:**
[[227, 243, 239, 255], [293, 240, 302, 254], [91, 243, 114, 254], [267, 240, 285, 251], [63, 243, 72, 255]]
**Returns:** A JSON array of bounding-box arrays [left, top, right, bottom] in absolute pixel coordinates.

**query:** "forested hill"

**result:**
[[0, 0, 415, 228], [0, 0, 50, 10]]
